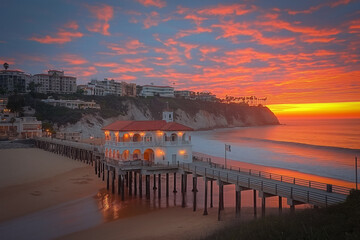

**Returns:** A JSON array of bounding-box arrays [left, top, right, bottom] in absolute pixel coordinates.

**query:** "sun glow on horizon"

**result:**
[[268, 102, 360, 119]]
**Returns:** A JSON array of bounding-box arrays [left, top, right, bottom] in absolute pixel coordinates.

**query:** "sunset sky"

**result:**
[[0, 0, 359, 117]]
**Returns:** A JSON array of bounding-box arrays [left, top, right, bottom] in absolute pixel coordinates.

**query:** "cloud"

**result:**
[[137, 0, 166, 8], [103, 39, 148, 55], [287, 0, 353, 15], [61, 54, 88, 65], [197, 3, 256, 16], [64, 21, 79, 30], [29, 29, 83, 44], [143, 11, 161, 29], [87, 4, 114, 36], [63, 66, 97, 77]]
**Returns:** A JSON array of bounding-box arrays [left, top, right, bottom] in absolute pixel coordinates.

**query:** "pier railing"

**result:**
[[191, 158, 351, 196], [181, 162, 347, 207]]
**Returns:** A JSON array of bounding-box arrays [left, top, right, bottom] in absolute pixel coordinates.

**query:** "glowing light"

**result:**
[[179, 150, 186, 155], [178, 132, 183, 136], [140, 132, 145, 136], [128, 132, 134, 137], [268, 101, 360, 118], [156, 131, 164, 135]]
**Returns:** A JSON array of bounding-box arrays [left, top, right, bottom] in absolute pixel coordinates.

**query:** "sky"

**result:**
[[0, 0, 359, 117]]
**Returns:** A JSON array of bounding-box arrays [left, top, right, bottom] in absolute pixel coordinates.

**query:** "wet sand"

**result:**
[[0, 147, 240, 240], [0, 148, 104, 222]]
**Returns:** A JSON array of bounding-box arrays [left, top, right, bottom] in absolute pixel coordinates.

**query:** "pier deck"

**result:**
[[34, 137, 352, 220]]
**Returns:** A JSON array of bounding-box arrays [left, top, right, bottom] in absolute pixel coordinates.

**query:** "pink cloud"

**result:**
[[137, 0, 166, 8], [64, 66, 97, 77], [104, 39, 148, 55], [64, 21, 79, 30], [29, 29, 83, 44], [143, 11, 161, 29], [197, 3, 255, 16], [87, 4, 114, 36], [287, 0, 353, 15], [61, 54, 88, 65]]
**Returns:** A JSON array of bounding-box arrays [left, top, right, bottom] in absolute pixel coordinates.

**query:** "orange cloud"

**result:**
[[143, 11, 163, 29], [104, 39, 148, 55], [64, 66, 97, 77], [137, 0, 166, 8], [64, 21, 79, 30], [0, 58, 15, 65], [29, 30, 83, 44], [287, 0, 353, 15], [87, 4, 114, 36], [61, 54, 88, 65], [197, 3, 255, 16]]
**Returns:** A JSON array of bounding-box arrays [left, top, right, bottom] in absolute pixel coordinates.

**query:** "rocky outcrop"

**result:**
[[59, 98, 279, 138]]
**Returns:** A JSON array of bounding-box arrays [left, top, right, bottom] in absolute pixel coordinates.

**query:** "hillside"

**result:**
[[21, 94, 279, 138]]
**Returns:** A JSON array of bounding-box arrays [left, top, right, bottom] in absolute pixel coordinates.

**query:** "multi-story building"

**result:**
[[0, 97, 8, 112], [0, 112, 42, 139], [41, 98, 100, 109], [140, 85, 174, 98], [0, 70, 31, 94], [32, 70, 76, 94], [102, 110, 193, 164], [82, 79, 136, 97], [174, 90, 194, 99]]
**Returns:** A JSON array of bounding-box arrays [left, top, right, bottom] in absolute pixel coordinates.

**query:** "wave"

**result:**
[[236, 137, 360, 154]]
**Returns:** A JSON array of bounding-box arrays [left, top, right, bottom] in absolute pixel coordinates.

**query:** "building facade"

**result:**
[[140, 85, 174, 98], [0, 70, 31, 94], [32, 70, 76, 94], [82, 79, 136, 97], [41, 98, 100, 109], [102, 120, 193, 164], [0, 112, 42, 139]]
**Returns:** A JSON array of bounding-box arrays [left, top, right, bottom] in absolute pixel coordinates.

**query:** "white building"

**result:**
[[82, 79, 136, 97], [102, 114, 193, 165], [0, 113, 42, 139], [174, 90, 194, 99], [32, 70, 76, 94], [41, 98, 100, 109], [140, 85, 174, 98]]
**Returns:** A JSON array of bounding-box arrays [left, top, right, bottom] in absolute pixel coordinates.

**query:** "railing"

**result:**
[[181, 163, 347, 207], [104, 157, 181, 169], [192, 157, 351, 196], [35, 137, 103, 152], [105, 140, 191, 147]]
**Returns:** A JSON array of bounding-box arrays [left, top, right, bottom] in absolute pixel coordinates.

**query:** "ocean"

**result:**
[[192, 118, 360, 185]]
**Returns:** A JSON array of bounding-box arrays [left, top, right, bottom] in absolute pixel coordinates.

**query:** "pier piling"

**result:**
[[158, 174, 161, 198], [193, 176, 197, 211], [253, 189, 257, 217], [173, 173, 177, 193], [139, 173, 143, 198], [146, 175, 150, 199], [203, 178, 208, 216], [166, 173, 169, 197]]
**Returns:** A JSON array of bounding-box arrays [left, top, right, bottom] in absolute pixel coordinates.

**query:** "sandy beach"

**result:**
[[0, 146, 249, 240]]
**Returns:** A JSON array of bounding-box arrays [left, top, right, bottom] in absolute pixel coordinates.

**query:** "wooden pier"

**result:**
[[34, 137, 352, 220]]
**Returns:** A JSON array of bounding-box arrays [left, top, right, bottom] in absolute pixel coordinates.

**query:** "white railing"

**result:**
[[105, 140, 191, 147], [181, 162, 348, 207]]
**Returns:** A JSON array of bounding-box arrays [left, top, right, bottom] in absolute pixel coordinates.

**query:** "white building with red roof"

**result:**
[[102, 112, 193, 164]]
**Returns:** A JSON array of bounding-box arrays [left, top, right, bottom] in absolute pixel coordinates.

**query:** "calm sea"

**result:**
[[192, 118, 360, 184]]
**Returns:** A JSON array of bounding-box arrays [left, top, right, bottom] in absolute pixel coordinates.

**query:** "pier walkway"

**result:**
[[34, 137, 352, 220]]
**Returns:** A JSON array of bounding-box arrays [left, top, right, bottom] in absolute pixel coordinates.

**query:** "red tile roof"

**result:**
[[102, 120, 193, 131]]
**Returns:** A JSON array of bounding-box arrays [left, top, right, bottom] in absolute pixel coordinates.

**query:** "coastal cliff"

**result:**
[[53, 96, 279, 138]]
